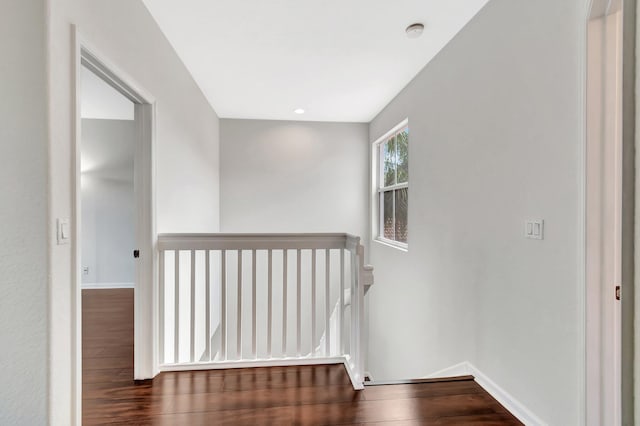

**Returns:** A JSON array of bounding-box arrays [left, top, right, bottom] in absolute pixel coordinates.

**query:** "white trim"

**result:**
[[365, 379, 422, 386], [371, 118, 410, 249], [378, 182, 409, 192], [160, 356, 346, 372], [467, 363, 547, 426], [373, 237, 408, 252], [424, 361, 470, 378], [81, 282, 135, 289], [71, 27, 82, 426], [343, 357, 365, 390], [132, 101, 157, 381], [585, 5, 624, 424], [157, 233, 360, 251], [159, 356, 365, 390], [78, 39, 155, 105], [424, 361, 546, 426], [72, 25, 158, 424], [366, 376, 474, 386], [372, 118, 410, 146]]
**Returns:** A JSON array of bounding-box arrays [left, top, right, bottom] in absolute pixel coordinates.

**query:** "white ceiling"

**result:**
[[81, 65, 135, 121], [143, 0, 489, 122]]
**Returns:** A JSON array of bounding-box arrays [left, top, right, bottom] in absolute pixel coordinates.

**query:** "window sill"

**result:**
[[373, 238, 408, 252]]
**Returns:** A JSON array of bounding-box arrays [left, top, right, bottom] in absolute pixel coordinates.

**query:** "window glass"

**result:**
[[383, 136, 396, 187], [396, 130, 408, 184], [394, 188, 408, 243], [375, 122, 408, 248], [383, 191, 394, 240]]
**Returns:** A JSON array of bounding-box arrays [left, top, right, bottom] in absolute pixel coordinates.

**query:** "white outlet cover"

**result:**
[[525, 219, 544, 240]]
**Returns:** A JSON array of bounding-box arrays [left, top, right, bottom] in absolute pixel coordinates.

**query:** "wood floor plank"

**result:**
[[363, 380, 483, 401], [82, 288, 523, 425]]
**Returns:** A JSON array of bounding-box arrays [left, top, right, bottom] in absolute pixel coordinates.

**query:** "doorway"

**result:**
[[80, 65, 136, 290], [73, 38, 156, 423], [80, 61, 137, 417], [585, 0, 635, 424]]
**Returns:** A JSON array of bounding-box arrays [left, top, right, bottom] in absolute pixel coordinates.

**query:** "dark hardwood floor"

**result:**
[[83, 289, 521, 425]]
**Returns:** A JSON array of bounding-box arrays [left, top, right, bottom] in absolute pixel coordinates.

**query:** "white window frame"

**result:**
[[371, 119, 409, 251]]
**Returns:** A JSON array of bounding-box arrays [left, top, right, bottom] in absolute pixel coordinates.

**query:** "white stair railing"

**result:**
[[157, 233, 372, 390]]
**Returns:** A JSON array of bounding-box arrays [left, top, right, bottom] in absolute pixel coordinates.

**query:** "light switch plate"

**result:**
[[57, 218, 70, 245], [525, 219, 544, 240]]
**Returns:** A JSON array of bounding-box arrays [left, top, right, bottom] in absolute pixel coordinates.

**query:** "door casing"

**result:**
[[71, 25, 158, 425]]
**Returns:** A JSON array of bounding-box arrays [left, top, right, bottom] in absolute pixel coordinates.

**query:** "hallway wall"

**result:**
[[219, 119, 369, 363], [367, 0, 587, 424], [0, 1, 49, 424], [47, 1, 222, 423], [220, 119, 369, 239]]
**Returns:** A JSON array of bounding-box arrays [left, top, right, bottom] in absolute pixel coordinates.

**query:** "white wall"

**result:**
[[0, 1, 49, 424], [218, 119, 369, 365], [220, 119, 368, 239], [48, 1, 221, 423], [81, 118, 136, 286], [82, 176, 134, 285], [367, 1, 586, 424]]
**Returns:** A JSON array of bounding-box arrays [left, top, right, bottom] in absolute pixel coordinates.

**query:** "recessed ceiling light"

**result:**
[[406, 23, 424, 38], [294, 108, 305, 114]]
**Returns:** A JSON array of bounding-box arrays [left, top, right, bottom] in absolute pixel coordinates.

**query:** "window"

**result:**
[[374, 120, 408, 248]]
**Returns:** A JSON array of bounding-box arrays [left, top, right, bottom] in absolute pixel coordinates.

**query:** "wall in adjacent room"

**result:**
[[81, 119, 136, 286], [81, 177, 135, 285]]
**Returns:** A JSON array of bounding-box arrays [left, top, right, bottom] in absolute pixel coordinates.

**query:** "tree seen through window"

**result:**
[[379, 126, 408, 244]]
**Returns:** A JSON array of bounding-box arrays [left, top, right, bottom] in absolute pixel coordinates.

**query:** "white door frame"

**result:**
[[71, 25, 158, 424], [585, 1, 624, 424]]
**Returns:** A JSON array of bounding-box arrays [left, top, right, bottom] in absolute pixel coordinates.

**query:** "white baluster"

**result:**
[[282, 249, 288, 357], [190, 250, 196, 363], [325, 249, 330, 357], [351, 250, 357, 378], [205, 250, 211, 361], [267, 249, 273, 358], [311, 249, 317, 357], [221, 250, 227, 361], [296, 249, 301, 357], [339, 249, 345, 356], [237, 249, 242, 359], [252, 249, 257, 359], [159, 250, 165, 364], [174, 250, 180, 364]]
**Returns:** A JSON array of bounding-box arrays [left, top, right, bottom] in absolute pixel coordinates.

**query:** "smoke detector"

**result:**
[[405, 23, 424, 38]]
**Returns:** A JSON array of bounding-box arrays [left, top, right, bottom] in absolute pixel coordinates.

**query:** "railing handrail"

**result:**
[[158, 232, 361, 251], [156, 231, 369, 390]]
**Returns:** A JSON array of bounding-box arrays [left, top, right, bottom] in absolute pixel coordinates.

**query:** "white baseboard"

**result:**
[[424, 361, 471, 378], [82, 282, 135, 289], [424, 361, 546, 426]]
